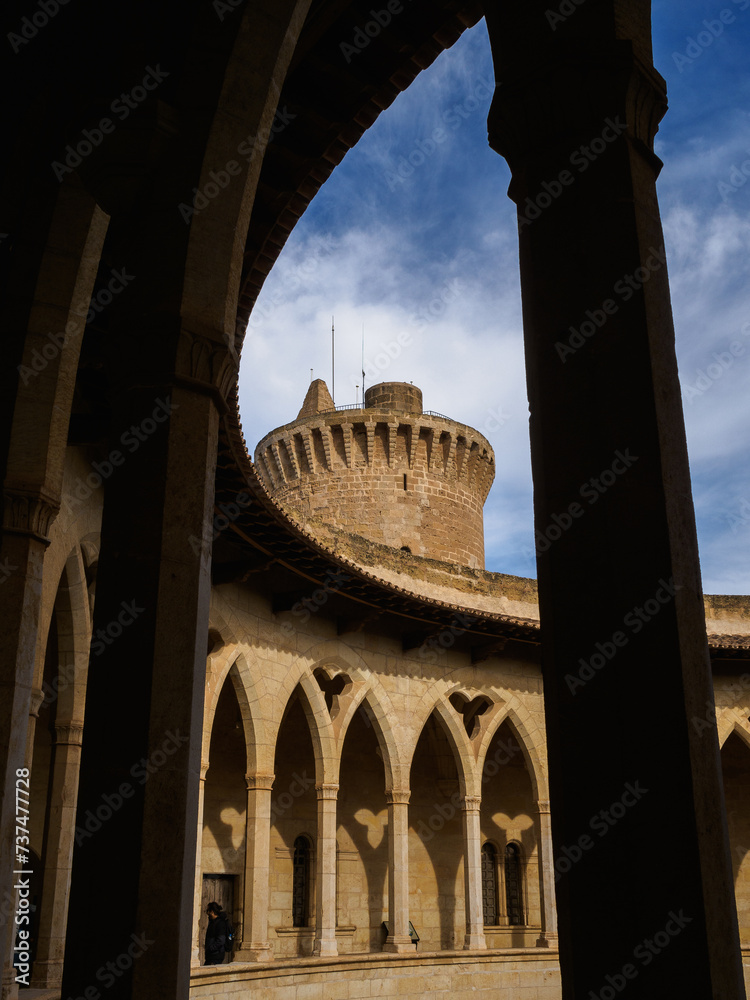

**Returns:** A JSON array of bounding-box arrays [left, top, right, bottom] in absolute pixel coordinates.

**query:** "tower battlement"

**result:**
[[254, 380, 495, 568]]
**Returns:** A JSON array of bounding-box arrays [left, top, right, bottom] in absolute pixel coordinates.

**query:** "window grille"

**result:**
[[481, 842, 498, 926], [292, 835, 311, 927], [505, 842, 524, 925]]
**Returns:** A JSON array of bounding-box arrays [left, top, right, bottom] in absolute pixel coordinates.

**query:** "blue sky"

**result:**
[[240, 4, 750, 595]]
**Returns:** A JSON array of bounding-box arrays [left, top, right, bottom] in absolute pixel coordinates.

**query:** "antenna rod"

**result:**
[[361, 323, 365, 404], [331, 315, 335, 405]]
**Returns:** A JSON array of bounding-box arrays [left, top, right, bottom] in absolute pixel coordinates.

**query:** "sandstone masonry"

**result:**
[[254, 380, 495, 569]]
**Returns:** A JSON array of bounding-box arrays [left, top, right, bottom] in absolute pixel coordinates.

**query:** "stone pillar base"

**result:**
[[30, 960, 63, 988], [463, 932, 487, 950], [536, 932, 558, 949], [313, 937, 338, 957], [1, 968, 19, 1000], [235, 944, 273, 963], [383, 935, 413, 953]]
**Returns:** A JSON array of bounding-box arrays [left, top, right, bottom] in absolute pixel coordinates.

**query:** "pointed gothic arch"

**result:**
[[335, 683, 403, 792], [273, 673, 338, 787], [477, 700, 549, 802], [26, 545, 91, 988], [719, 715, 750, 753]]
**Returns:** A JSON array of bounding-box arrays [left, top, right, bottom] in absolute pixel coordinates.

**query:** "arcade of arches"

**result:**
[[2, 1, 750, 999], [20, 511, 750, 1000]]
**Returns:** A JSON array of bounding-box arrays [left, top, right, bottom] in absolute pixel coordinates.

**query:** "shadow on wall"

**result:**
[[204, 678, 247, 879], [482, 721, 539, 946], [272, 692, 318, 956], [338, 711, 389, 952], [410, 714, 463, 951]]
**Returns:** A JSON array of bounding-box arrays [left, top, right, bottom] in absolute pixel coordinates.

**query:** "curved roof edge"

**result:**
[[217, 389, 750, 658]]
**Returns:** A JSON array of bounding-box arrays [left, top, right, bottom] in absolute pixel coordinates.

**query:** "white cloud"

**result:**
[[240, 14, 750, 594]]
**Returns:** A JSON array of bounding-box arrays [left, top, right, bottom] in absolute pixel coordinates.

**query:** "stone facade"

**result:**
[[7, 436, 750, 1000], [3, 3, 750, 998], [190, 952, 563, 1000], [197, 577, 550, 961], [255, 382, 494, 569]]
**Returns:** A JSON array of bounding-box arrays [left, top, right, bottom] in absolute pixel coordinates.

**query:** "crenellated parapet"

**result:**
[[254, 381, 495, 569]]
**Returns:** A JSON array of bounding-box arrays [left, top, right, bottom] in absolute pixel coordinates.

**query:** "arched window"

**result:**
[[504, 842, 524, 926], [292, 835, 311, 927], [481, 842, 498, 926]]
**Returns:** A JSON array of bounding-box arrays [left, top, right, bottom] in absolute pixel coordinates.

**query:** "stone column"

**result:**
[[61, 376, 224, 1000], [313, 783, 338, 957], [534, 801, 558, 949], [383, 789, 411, 953], [483, 4, 744, 996], [191, 761, 210, 968], [31, 722, 84, 987], [461, 796, 486, 950], [0, 177, 105, 1000], [0, 496, 57, 1000], [236, 774, 275, 962]]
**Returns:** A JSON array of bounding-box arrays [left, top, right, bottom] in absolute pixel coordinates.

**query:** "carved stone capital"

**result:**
[[535, 799, 552, 816], [54, 722, 84, 746], [29, 688, 45, 718], [3, 489, 59, 544], [386, 789, 411, 806], [315, 783, 339, 800], [175, 329, 239, 409], [462, 795, 482, 813], [245, 773, 275, 792], [488, 43, 667, 181]]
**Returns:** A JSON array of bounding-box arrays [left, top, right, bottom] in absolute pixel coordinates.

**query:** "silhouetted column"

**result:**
[[383, 789, 412, 953], [1, 177, 104, 1000], [31, 722, 84, 987], [62, 378, 223, 1000], [461, 796, 486, 950], [0, 501, 57, 1000], [483, 2, 745, 996], [313, 783, 338, 957], [237, 774, 275, 962], [534, 801, 558, 948]]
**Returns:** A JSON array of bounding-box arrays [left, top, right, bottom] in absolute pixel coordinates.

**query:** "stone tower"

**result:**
[[254, 379, 495, 568]]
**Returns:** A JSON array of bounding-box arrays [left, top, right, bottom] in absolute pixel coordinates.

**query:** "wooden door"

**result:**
[[199, 874, 235, 964]]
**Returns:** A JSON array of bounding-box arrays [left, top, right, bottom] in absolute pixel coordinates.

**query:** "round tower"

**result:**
[[254, 380, 495, 568]]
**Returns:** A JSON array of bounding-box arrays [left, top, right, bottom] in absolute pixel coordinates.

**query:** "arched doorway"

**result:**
[[337, 707, 388, 953], [200, 675, 246, 964], [479, 719, 538, 948], [270, 688, 318, 957], [409, 712, 465, 951]]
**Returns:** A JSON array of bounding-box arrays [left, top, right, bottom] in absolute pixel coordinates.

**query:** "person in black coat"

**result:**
[[204, 901, 228, 965]]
